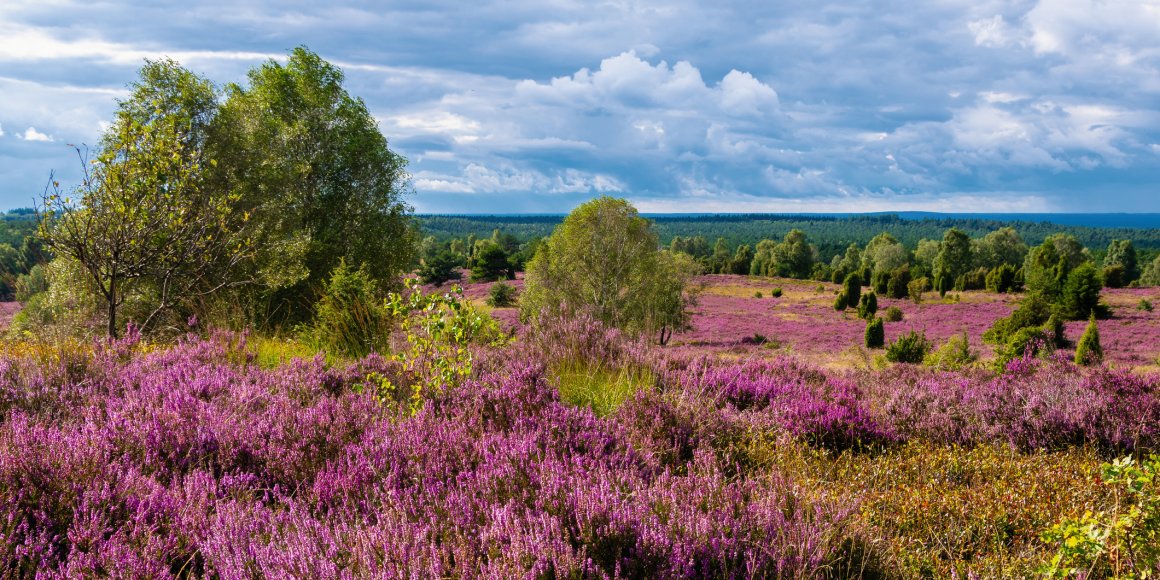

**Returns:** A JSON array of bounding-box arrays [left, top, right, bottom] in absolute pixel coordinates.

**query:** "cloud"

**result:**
[[20, 127, 53, 142], [2, 0, 1160, 212], [0, 123, 4, 138]]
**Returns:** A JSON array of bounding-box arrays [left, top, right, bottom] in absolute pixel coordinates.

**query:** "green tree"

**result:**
[[1060, 262, 1103, 320], [213, 46, 416, 324], [470, 243, 512, 282], [417, 251, 464, 287], [1103, 239, 1138, 287], [521, 197, 696, 344], [1023, 234, 1089, 299], [933, 228, 971, 297], [38, 60, 240, 337], [975, 227, 1027, 270], [864, 232, 908, 276], [772, 229, 815, 278], [1074, 315, 1102, 366], [865, 317, 884, 348], [729, 244, 753, 275]]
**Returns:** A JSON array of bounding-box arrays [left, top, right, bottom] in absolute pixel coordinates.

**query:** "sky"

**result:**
[[1, 0, 1159, 214]]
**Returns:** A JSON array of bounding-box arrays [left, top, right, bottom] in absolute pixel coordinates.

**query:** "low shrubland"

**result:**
[[2, 301, 1159, 577]]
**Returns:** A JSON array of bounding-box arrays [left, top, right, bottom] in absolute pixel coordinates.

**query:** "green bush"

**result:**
[[1040, 455, 1160, 578], [487, 281, 517, 307], [304, 260, 392, 359], [857, 291, 878, 320], [864, 317, 885, 348], [418, 251, 464, 287], [924, 332, 976, 370], [984, 293, 1053, 346], [834, 291, 848, 311], [908, 277, 928, 305], [883, 306, 904, 322], [1061, 262, 1103, 320], [1075, 315, 1102, 366], [843, 273, 862, 310], [754, 291, 763, 299], [1102, 264, 1126, 289], [1139, 298, 1153, 312], [885, 330, 931, 364], [954, 267, 988, 291], [985, 264, 1018, 293], [771, 287, 783, 298], [886, 265, 911, 299]]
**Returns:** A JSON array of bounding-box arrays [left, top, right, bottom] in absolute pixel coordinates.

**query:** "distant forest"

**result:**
[[418, 213, 1160, 262]]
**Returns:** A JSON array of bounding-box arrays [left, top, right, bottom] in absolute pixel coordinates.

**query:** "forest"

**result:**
[[1, 51, 1159, 579]]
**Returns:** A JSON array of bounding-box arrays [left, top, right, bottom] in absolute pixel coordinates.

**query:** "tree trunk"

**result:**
[[107, 274, 118, 338]]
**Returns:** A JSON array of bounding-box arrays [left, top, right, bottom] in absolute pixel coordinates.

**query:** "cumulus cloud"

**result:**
[[2, 0, 1160, 211], [20, 127, 53, 142]]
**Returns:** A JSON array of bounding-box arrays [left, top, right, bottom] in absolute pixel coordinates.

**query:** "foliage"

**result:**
[[418, 251, 463, 287], [1104, 239, 1139, 285], [521, 197, 697, 345], [1041, 456, 1160, 579], [985, 263, 1019, 293], [1142, 254, 1160, 287], [886, 264, 911, 299], [842, 272, 862, 311], [1061, 262, 1105, 320], [486, 281, 517, 307], [908, 277, 928, 304], [1076, 315, 1103, 366], [954, 267, 988, 291], [933, 228, 972, 296], [1139, 299, 1153, 312], [924, 332, 977, 371], [976, 226, 1028, 270], [303, 260, 392, 359], [470, 243, 512, 282], [865, 317, 885, 348], [214, 46, 416, 325], [984, 293, 1054, 346], [883, 306, 904, 322], [1024, 234, 1090, 299], [834, 292, 848, 311], [38, 60, 239, 337], [857, 291, 878, 320], [770, 286, 783, 297], [885, 330, 931, 364]]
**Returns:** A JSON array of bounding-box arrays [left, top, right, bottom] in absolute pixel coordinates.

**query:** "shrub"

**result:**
[[865, 317, 885, 348], [771, 287, 783, 298], [754, 291, 763, 298], [886, 265, 911, 299], [471, 244, 513, 282], [1061, 263, 1103, 320], [984, 293, 1053, 346], [871, 269, 890, 294], [1075, 316, 1102, 366], [418, 251, 464, 287], [885, 331, 931, 364], [985, 264, 1018, 293], [834, 292, 848, 311], [858, 291, 878, 320], [883, 306, 904, 322], [1040, 456, 1160, 578], [907, 277, 928, 305], [304, 259, 392, 359], [1139, 298, 1154, 312], [487, 281, 517, 307], [924, 332, 976, 371], [1102, 263, 1126, 289], [954, 267, 988, 291], [843, 273, 862, 310]]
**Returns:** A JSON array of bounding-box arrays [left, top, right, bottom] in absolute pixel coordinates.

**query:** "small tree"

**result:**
[[486, 281, 517, 307], [470, 243, 512, 282], [842, 272, 861, 310], [886, 331, 931, 364], [1061, 263, 1103, 320], [418, 251, 464, 287], [1075, 315, 1102, 366], [886, 265, 911, 299], [864, 317, 884, 348], [857, 291, 878, 320]]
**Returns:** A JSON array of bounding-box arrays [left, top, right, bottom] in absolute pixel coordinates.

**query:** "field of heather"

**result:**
[[1, 277, 1159, 577], [465, 273, 1160, 372]]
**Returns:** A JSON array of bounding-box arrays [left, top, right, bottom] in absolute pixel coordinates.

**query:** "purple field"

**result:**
[[460, 273, 1160, 372]]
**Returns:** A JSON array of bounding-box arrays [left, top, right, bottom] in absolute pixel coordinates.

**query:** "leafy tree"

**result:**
[[521, 197, 696, 344], [1103, 239, 1138, 286], [486, 281, 517, 307], [729, 244, 753, 275], [975, 227, 1027, 270], [213, 46, 416, 323], [418, 251, 464, 287], [933, 228, 971, 297], [1142, 254, 1160, 287], [864, 232, 908, 276], [1023, 234, 1089, 299], [913, 239, 941, 274], [886, 265, 911, 299], [38, 60, 240, 337], [772, 229, 815, 278], [985, 264, 1018, 293]]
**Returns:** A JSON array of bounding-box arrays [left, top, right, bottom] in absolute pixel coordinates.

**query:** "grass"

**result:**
[[550, 361, 655, 417], [249, 335, 326, 368]]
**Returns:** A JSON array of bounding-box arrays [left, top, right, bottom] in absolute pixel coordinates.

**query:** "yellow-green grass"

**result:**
[[549, 361, 655, 417]]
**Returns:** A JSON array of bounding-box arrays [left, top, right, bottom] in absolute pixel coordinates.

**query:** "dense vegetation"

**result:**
[[3, 53, 1160, 579]]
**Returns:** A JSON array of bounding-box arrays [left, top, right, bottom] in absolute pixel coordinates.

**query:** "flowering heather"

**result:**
[[0, 332, 863, 577]]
